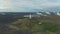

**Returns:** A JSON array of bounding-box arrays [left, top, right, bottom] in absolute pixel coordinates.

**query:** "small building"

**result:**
[[24, 14, 40, 19]]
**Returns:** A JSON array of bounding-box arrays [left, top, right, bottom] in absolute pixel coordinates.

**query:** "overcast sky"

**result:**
[[0, 0, 60, 12]]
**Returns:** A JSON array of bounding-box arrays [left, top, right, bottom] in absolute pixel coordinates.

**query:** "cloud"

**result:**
[[0, 0, 12, 9], [10, 0, 60, 9], [32, 0, 60, 9], [0, 0, 60, 12]]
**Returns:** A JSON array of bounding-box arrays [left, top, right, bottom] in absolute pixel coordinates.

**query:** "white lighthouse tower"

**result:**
[[29, 14, 32, 19]]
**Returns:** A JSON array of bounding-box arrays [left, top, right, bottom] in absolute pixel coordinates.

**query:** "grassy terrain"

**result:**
[[0, 14, 60, 34], [9, 18, 60, 34]]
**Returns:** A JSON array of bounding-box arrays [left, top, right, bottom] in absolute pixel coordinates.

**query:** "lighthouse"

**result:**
[[29, 14, 32, 19]]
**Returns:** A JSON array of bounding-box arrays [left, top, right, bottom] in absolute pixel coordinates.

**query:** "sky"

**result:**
[[0, 0, 60, 12]]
